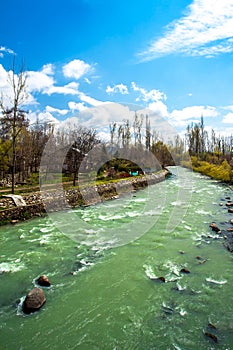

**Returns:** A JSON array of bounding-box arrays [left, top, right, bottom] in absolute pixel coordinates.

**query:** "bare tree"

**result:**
[[0, 59, 28, 193]]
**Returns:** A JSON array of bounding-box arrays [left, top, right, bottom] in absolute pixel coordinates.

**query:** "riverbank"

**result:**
[[0, 170, 169, 225], [182, 156, 233, 183]]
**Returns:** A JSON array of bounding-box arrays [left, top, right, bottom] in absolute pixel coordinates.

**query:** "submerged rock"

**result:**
[[22, 287, 46, 314], [37, 275, 51, 287], [208, 322, 217, 330], [157, 276, 166, 283], [204, 332, 218, 343], [224, 234, 233, 252], [209, 223, 221, 233], [180, 268, 190, 274]]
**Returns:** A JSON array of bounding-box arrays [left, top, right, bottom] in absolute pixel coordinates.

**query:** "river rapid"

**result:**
[[1, 167, 233, 349]]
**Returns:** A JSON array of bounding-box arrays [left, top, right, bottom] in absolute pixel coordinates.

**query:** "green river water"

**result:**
[[1, 167, 233, 349]]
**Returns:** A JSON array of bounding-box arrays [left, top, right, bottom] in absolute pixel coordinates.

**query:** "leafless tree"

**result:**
[[0, 59, 29, 193]]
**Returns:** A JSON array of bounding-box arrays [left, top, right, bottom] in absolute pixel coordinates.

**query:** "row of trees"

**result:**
[[0, 60, 185, 193], [2, 59, 233, 192], [185, 116, 233, 162], [0, 62, 101, 192]]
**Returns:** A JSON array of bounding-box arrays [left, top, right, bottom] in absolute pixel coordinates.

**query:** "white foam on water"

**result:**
[[39, 226, 55, 233], [16, 296, 26, 316], [98, 214, 125, 221], [164, 260, 180, 277], [179, 308, 187, 317], [132, 198, 146, 203], [195, 209, 212, 215], [171, 201, 185, 206], [0, 260, 25, 274], [206, 277, 227, 285], [125, 211, 140, 218], [176, 282, 187, 291], [143, 264, 157, 279]]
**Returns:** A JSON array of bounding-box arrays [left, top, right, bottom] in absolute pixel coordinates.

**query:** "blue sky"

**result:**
[[1, 0, 233, 139]]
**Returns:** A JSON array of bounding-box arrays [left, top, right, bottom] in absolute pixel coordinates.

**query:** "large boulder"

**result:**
[[22, 287, 46, 314], [37, 275, 51, 287]]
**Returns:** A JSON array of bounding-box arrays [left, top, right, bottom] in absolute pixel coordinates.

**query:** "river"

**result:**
[[1, 167, 233, 349]]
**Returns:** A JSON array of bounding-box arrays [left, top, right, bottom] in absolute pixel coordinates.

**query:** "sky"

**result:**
[[1, 0, 233, 140]]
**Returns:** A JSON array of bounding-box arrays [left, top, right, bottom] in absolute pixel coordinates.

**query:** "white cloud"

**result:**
[[106, 83, 129, 95], [148, 101, 168, 118], [0, 64, 37, 107], [68, 101, 87, 112], [58, 116, 79, 131], [0, 64, 9, 88], [41, 64, 54, 75], [45, 105, 68, 115], [28, 111, 59, 126], [78, 103, 135, 129], [131, 82, 166, 102], [0, 46, 15, 57], [84, 78, 91, 84], [222, 112, 233, 123], [139, 0, 233, 60], [78, 92, 107, 107], [63, 59, 93, 80], [27, 69, 55, 93], [169, 105, 218, 126], [45, 82, 79, 96], [222, 105, 233, 112], [37, 112, 59, 125]]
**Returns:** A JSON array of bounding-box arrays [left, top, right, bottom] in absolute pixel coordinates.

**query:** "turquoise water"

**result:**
[[1, 167, 233, 349]]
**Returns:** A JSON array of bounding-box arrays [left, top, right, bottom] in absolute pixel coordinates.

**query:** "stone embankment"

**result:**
[[0, 170, 169, 225]]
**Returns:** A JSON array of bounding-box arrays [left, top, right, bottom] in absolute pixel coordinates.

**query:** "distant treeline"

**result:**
[[1, 61, 232, 192]]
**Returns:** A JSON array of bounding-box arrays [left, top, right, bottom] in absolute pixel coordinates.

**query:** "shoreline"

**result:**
[[0, 170, 169, 226]]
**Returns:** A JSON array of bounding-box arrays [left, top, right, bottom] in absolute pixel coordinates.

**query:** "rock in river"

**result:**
[[180, 268, 190, 274], [22, 287, 46, 314], [209, 223, 221, 233], [37, 275, 51, 287]]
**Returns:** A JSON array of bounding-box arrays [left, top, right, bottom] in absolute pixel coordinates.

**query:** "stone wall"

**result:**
[[0, 171, 168, 225]]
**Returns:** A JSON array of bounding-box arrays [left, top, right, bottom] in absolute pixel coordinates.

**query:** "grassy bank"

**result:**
[[182, 156, 233, 183]]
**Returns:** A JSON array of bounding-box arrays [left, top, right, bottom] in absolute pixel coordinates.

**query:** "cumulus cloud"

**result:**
[[45, 105, 68, 115], [0, 64, 9, 88], [106, 83, 129, 95], [169, 105, 218, 126], [45, 82, 79, 96], [28, 111, 59, 126], [222, 112, 233, 123], [78, 103, 135, 129], [68, 101, 87, 112], [131, 82, 166, 102], [148, 101, 168, 118], [78, 92, 107, 107], [139, 0, 233, 60], [41, 63, 54, 75], [63, 59, 93, 80], [0, 46, 15, 58], [27, 68, 55, 93], [0, 64, 37, 107]]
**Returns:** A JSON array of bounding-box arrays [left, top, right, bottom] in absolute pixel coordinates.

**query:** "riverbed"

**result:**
[[0, 167, 233, 349]]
